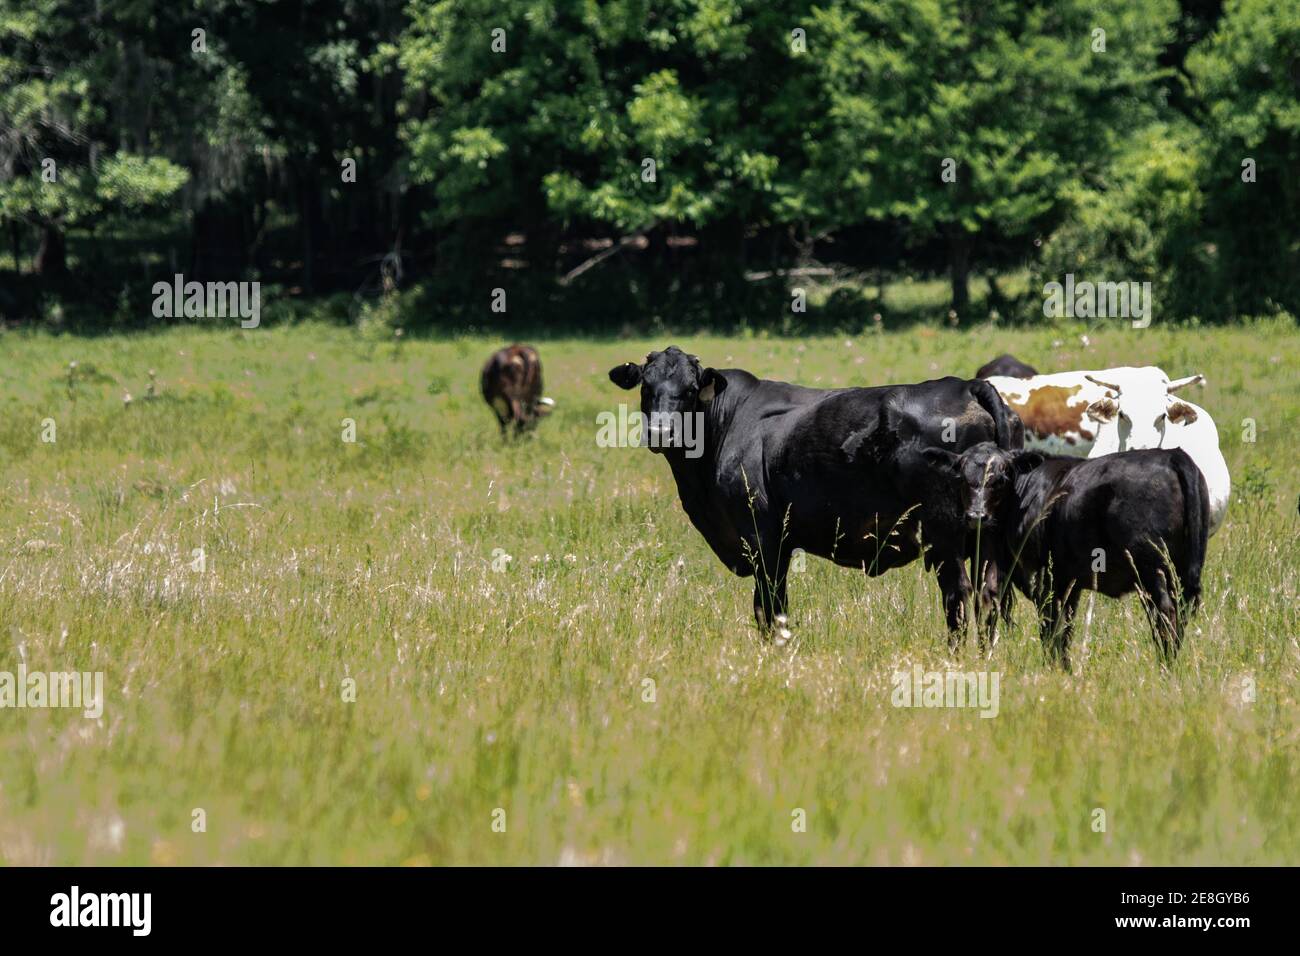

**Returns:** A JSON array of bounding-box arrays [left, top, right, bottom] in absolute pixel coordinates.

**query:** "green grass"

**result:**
[[0, 317, 1297, 865]]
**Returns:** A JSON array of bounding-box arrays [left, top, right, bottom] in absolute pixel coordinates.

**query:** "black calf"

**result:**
[[922, 442, 1209, 667]]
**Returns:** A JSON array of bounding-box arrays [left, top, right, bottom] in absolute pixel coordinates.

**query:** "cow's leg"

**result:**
[[975, 556, 1001, 653], [750, 532, 791, 632], [751, 568, 789, 631], [998, 565, 1016, 628], [1055, 589, 1081, 671], [508, 398, 526, 436], [488, 395, 510, 437], [1035, 601, 1056, 661], [1040, 586, 1081, 671], [934, 557, 972, 651], [998, 590, 1015, 635], [982, 540, 1017, 630], [1035, 581, 1074, 670], [1141, 568, 1181, 665], [967, 530, 1005, 651]]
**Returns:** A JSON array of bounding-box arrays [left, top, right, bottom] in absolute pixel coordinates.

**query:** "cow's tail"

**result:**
[[971, 379, 1016, 449], [1170, 448, 1207, 609]]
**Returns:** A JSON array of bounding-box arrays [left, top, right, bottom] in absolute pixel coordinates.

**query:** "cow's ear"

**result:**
[[1085, 397, 1118, 423], [608, 363, 642, 389], [698, 368, 726, 403], [1011, 450, 1044, 475], [1166, 401, 1198, 425], [921, 446, 960, 476]]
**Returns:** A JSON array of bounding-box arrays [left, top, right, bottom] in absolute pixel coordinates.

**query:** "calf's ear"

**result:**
[[608, 363, 643, 389], [698, 367, 726, 402], [1011, 450, 1045, 475], [921, 446, 960, 476]]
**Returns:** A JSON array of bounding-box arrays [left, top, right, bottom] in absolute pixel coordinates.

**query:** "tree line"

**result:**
[[1, 0, 1296, 328]]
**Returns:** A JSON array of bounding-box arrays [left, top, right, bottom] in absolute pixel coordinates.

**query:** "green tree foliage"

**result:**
[[805, 0, 1177, 316], [1187, 0, 1300, 317], [205, 0, 408, 289], [1, 0, 1295, 326], [0, 0, 189, 275], [398, 1, 824, 275], [1036, 122, 1213, 321]]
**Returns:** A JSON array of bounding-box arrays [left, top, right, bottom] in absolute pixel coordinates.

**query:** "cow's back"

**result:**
[[977, 354, 1038, 379], [1036, 450, 1201, 598], [759, 377, 1010, 570], [987, 372, 1107, 456]]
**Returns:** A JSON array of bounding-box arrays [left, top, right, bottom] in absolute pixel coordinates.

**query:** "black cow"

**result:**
[[920, 442, 1209, 668], [608, 346, 1018, 637], [976, 354, 1038, 379]]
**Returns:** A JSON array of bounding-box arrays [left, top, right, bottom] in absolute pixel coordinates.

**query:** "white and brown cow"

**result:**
[[480, 344, 555, 436], [1085, 382, 1230, 536], [986, 366, 1229, 534]]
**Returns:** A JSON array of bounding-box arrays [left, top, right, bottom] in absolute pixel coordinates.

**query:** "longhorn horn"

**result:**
[[1167, 373, 1205, 393], [1084, 373, 1122, 394]]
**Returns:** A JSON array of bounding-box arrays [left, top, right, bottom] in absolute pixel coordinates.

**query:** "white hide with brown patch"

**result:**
[[987, 365, 1229, 535], [987, 366, 1170, 454]]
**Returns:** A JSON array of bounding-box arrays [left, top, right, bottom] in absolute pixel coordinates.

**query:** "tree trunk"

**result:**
[[948, 228, 971, 319], [9, 219, 21, 273], [34, 222, 67, 277], [985, 268, 1007, 315], [191, 202, 248, 282], [300, 171, 316, 294]]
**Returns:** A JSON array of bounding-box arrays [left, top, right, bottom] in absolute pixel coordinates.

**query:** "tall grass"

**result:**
[[0, 318, 1295, 864]]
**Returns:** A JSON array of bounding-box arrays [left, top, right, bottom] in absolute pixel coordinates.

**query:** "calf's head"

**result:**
[[924, 442, 1044, 530], [608, 346, 724, 453]]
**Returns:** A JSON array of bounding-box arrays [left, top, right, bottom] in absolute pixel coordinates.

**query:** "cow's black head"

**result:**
[[925, 442, 1043, 530], [608, 346, 725, 454]]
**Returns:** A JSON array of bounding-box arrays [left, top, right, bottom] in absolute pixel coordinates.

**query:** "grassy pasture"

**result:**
[[0, 317, 1296, 865]]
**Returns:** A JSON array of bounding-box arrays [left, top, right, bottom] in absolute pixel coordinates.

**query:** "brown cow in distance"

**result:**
[[480, 344, 554, 436]]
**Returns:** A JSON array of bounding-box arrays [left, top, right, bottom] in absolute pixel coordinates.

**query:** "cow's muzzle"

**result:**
[[645, 413, 680, 451]]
